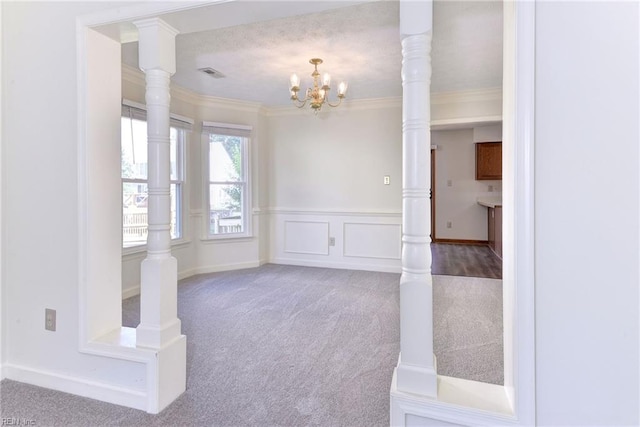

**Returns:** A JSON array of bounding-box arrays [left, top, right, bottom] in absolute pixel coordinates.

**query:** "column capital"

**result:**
[[133, 17, 179, 74], [400, 0, 433, 37]]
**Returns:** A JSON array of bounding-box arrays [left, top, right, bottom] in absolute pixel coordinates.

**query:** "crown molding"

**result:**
[[195, 93, 263, 113], [431, 87, 502, 105], [122, 64, 263, 113], [123, 63, 501, 117], [121, 63, 145, 85], [431, 116, 502, 130]]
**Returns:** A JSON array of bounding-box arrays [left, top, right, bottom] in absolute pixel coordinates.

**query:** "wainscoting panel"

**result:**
[[270, 210, 402, 273], [343, 223, 402, 260], [284, 220, 330, 255]]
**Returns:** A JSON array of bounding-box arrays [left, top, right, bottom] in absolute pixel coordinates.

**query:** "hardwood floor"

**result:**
[[431, 243, 502, 279]]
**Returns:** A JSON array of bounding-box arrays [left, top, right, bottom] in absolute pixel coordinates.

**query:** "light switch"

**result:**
[[384, 175, 390, 185]]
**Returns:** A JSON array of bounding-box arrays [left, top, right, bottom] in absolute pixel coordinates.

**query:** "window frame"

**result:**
[[121, 100, 192, 252], [202, 121, 252, 240]]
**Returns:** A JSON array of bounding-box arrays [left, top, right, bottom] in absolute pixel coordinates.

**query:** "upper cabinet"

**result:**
[[475, 142, 502, 180]]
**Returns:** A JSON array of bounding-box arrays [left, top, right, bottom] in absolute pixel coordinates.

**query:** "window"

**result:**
[[121, 102, 191, 248], [203, 122, 251, 238]]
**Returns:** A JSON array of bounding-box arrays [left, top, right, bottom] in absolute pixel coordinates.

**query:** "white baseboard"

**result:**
[[123, 257, 394, 301], [122, 285, 140, 300], [121, 263, 244, 300], [191, 260, 262, 275], [269, 257, 401, 274], [3, 363, 147, 411]]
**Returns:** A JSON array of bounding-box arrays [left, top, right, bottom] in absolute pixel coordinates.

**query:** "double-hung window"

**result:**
[[121, 101, 191, 248], [203, 122, 251, 238]]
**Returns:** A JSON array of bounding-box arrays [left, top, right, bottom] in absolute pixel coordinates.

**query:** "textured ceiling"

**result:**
[[121, 1, 502, 106]]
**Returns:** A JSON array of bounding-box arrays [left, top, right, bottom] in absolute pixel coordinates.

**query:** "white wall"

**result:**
[[267, 101, 403, 272], [0, 0, 4, 377], [535, 2, 639, 425], [432, 124, 502, 241], [268, 102, 402, 211], [2, 0, 148, 399]]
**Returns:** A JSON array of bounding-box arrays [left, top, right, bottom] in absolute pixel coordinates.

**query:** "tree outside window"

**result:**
[[205, 123, 250, 238]]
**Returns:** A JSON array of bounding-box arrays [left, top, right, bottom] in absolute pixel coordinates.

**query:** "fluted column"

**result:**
[[394, 0, 437, 398], [133, 17, 186, 414]]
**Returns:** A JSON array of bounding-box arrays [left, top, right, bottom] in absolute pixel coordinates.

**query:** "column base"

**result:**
[[395, 352, 438, 398], [146, 334, 187, 414], [137, 319, 182, 349], [137, 256, 180, 349]]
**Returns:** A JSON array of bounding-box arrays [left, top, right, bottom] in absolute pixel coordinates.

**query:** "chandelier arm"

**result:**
[[293, 98, 308, 109], [290, 90, 309, 108], [325, 96, 344, 108]]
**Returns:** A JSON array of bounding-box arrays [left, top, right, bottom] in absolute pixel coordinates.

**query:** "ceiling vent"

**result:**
[[198, 67, 226, 79]]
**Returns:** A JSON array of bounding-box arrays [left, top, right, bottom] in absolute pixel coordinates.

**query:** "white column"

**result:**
[[394, 0, 437, 398], [133, 17, 186, 414]]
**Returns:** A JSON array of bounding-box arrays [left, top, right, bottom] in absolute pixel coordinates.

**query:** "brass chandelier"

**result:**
[[289, 58, 348, 112]]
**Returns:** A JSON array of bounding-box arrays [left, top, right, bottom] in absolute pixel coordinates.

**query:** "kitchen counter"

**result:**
[[476, 197, 502, 208]]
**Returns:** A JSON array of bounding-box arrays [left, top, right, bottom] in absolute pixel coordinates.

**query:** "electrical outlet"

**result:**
[[447, 180, 453, 187], [383, 175, 390, 185], [45, 308, 56, 331], [488, 185, 494, 192], [329, 237, 336, 246], [446, 221, 452, 229]]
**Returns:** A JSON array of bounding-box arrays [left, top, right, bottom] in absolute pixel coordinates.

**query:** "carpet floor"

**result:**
[[1, 264, 503, 426]]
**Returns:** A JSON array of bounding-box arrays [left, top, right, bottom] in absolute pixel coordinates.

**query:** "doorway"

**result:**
[[430, 148, 436, 241]]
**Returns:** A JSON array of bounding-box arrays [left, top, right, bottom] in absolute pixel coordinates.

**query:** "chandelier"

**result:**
[[289, 58, 348, 112]]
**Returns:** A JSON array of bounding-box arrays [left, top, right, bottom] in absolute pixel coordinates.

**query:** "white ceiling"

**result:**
[[120, 0, 502, 107]]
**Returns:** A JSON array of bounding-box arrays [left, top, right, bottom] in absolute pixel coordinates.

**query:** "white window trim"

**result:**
[[121, 100, 192, 250], [202, 121, 253, 241]]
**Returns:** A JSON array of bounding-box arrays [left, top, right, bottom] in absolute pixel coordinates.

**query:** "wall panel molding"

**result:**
[[283, 220, 330, 255], [343, 222, 402, 260], [270, 210, 402, 273]]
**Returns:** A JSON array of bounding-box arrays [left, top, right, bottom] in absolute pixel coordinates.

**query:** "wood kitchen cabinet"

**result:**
[[475, 142, 502, 180], [488, 206, 503, 258]]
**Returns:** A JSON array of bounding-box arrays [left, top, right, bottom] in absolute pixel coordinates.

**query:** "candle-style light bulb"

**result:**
[[338, 81, 348, 97], [322, 73, 331, 89], [290, 73, 300, 90]]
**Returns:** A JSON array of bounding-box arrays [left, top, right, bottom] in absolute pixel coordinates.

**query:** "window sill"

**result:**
[[122, 238, 192, 257]]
